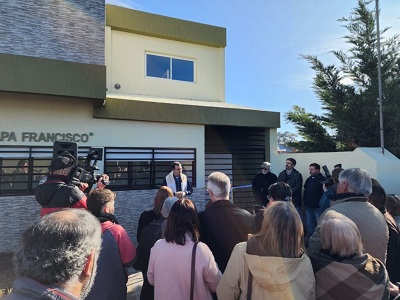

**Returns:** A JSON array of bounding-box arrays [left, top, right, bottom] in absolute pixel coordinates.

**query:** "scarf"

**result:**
[[93, 212, 119, 224]]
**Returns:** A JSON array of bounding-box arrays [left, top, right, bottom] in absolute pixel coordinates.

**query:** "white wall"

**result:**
[[0, 93, 206, 188], [106, 29, 225, 102], [271, 148, 400, 195]]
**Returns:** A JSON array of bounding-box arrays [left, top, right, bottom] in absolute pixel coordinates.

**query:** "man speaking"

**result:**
[[162, 161, 193, 198]]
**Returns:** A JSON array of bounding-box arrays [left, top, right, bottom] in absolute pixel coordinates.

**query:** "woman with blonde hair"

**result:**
[[137, 186, 173, 242], [309, 210, 390, 299], [217, 201, 315, 300]]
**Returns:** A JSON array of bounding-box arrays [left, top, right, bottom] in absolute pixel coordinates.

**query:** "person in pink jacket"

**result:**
[[148, 199, 222, 300]]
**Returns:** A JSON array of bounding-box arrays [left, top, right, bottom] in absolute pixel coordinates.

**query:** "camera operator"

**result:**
[[35, 155, 109, 216], [319, 167, 343, 213]]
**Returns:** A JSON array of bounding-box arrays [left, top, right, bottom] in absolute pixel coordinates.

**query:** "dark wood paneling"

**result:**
[[205, 125, 266, 211]]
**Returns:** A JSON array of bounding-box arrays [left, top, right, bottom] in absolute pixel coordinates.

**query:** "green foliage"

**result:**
[[285, 106, 336, 152], [286, 0, 400, 156], [277, 131, 298, 147]]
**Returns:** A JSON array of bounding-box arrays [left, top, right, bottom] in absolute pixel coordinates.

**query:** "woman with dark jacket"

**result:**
[[136, 186, 173, 242], [134, 197, 178, 300]]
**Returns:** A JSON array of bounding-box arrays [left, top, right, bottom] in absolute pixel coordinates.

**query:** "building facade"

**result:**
[[0, 2, 279, 251]]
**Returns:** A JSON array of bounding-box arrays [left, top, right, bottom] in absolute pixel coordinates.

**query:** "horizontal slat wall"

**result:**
[[205, 126, 266, 211]]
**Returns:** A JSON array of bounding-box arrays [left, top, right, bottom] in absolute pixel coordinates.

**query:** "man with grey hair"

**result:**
[[198, 172, 254, 273], [252, 161, 277, 206], [308, 168, 388, 263], [5, 209, 102, 300]]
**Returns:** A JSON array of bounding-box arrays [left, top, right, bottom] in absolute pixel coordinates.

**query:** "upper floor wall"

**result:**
[[0, 0, 106, 100], [105, 5, 226, 102], [0, 0, 105, 65]]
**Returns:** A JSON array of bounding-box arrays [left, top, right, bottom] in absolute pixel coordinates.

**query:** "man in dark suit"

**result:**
[[277, 158, 303, 211], [198, 172, 254, 273]]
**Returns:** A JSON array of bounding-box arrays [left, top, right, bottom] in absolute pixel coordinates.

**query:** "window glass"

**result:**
[[104, 147, 196, 190], [2, 159, 29, 191], [0, 146, 196, 194], [172, 58, 194, 82], [146, 54, 170, 78], [146, 53, 194, 83]]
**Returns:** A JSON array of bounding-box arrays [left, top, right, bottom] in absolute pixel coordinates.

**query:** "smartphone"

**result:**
[[253, 205, 263, 214]]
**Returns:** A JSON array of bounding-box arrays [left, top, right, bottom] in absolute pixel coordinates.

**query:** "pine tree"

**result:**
[[286, 0, 400, 156]]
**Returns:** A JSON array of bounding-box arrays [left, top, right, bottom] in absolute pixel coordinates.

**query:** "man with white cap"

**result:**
[[252, 161, 277, 206]]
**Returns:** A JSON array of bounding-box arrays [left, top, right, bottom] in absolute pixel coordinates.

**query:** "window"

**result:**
[[104, 147, 196, 190], [0, 146, 196, 195], [146, 53, 195, 82], [0, 146, 51, 195], [0, 146, 90, 195]]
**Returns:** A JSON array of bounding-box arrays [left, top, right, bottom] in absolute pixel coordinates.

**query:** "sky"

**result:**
[[105, 0, 400, 133]]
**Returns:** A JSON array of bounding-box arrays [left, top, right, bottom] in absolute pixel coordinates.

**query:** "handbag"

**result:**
[[190, 241, 199, 300]]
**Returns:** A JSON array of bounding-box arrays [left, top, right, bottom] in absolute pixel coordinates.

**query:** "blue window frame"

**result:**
[[146, 53, 195, 82]]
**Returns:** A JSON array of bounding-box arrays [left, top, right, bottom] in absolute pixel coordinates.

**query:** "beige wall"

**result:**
[[106, 28, 225, 102], [271, 148, 400, 195], [0, 93, 206, 188]]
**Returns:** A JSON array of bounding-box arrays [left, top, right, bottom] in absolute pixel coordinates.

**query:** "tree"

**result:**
[[285, 106, 337, 152], [277, 131, 298, 147], [286, 0, 400, 157]]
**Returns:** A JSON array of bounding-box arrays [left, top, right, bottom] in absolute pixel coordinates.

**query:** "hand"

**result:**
[[322, 184, 328, 192], [79, 182, 89, 192], [390, 282, 400, 297], [97, 174, 110, 189], [175, 191, 184, 199]]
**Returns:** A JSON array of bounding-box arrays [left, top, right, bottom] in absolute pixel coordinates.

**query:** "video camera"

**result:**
[[321, 165, 334, 187], [321, 165, 334, 188], [53, 141, 109, 188]]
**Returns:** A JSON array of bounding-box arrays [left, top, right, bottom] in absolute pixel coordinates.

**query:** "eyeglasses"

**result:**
[[262, 168, 270, 170]]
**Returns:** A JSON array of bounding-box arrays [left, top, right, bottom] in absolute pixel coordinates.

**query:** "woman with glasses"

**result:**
[[217, 201, 315, 300]]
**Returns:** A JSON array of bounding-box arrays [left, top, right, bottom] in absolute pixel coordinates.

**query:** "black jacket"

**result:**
[[384, 212, 400, 282], [35, 174, 86, 215], [277, 169, 303, 207], [134, 219, 165, 300], [252, 172, 277, 206], [136, 210, 162, 243], [303, 173, 325, 208], [198, 200, 254, 272]]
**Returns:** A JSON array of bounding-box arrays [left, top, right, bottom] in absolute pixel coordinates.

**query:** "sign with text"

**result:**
[[0, 131, 94, 143]]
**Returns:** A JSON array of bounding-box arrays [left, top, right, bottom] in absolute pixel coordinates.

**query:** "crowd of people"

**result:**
[[4, 156, 400, 300]]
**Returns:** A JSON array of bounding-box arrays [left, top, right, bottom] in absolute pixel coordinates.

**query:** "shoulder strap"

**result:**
[[190, 242, 198, 300], [246, 242, 253, 300]]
